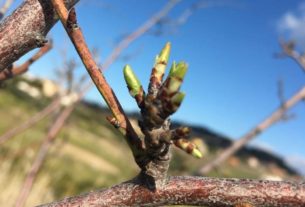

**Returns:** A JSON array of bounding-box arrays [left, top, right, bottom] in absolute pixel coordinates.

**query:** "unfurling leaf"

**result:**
[[150, 42, 171, 87], [169, 61, 188, 79]]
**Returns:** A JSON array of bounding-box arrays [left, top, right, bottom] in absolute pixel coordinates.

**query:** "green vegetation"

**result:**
[[0, 84, 299, 207]]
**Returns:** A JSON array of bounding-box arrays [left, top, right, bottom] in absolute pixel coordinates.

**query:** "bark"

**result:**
[[14, 105, 75, 207], [38, 176, 305, 207], [199, 86, 305, 174], [51, 2, 145, 159], [0, 0, 79, 71], [0, 42, 52, 81]]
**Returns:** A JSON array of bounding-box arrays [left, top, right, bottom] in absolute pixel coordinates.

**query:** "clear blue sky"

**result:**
[[7, 0, 305, 173]]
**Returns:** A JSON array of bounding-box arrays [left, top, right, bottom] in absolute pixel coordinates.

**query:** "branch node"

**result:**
[[34, 34, 48, 48], [67, 7, 79, 30]]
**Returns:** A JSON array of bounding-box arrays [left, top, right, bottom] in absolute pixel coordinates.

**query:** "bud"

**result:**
[[157, 42, 171, 64], [123, 65, 142, 97], [165, 62, 188, 94], [174, 139, 203, 159], [171, 92, 185, 106], [169, 61, 188, 79], [153, 42, 171, 82]]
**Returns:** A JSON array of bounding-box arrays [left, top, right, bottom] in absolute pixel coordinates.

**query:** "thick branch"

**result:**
[[0, 42, 52, 81], [200, 85, 305, 174], [0, 0, 79, 71], [38, 176, 305, 207]]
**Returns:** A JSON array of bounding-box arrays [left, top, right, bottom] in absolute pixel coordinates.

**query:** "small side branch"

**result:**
[[101, 0, 180, 69], [0, 97, 61, 145], [0, 42, 52, 82], [279, 40, 305, 73], [38, 176, 305, 207], [14, 105, 75, 207], [199, 85, 305, 174]]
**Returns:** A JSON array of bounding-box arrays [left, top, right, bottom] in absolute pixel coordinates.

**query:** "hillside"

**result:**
[[0, 80, 302, 207]]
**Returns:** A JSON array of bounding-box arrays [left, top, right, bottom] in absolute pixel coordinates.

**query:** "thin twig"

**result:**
[[279, 40, 305, 74], [38, 176, 305, 207], [51, 1, 144, 156], [14, 104, 75, 207], [0, 42, 52, 82], [0, 97, 61, 145], [101, 0, 180, 70], [199, 85, 305, 174]]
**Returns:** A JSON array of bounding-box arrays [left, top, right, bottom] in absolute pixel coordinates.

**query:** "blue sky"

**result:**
[[6, 0, 305, 173]]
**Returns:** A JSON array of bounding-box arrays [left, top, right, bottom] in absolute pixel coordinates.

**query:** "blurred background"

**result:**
[[0, 0, 305, 206]]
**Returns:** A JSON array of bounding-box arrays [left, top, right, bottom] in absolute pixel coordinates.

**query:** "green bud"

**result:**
[[152, 42, 171, 83], [123, 65, 142, 97], [169, 61, 188, 79], [156, 42, 171, 64], [174, 139, 203, 159], [192, 148, 203, 159]]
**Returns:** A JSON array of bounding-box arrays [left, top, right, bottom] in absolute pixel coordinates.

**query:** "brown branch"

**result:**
[[0, 97, 61, 145], [38, 176, 305, 207], [0, 4, 176, 202], [0, 0, 79, 71], [199, 85, 305, 174], [101, 0, 180, 70], [51, 1, 144, 157], [0, 42, 52, 82], [0, 0, 14, 20], [14, 104, 75, 207], [279, 40, 305, 73]]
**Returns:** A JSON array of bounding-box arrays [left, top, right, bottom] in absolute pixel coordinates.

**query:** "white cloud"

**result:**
[[278, 2, 305, 49]]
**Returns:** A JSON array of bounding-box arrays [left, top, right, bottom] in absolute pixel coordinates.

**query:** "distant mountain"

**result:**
[[104, 105, 301, 177]]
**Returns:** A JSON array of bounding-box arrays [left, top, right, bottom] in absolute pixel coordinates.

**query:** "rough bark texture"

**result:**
[[0, 42, 52, 81], [0, 0, 79, 71], [38, 176, 305, 207]]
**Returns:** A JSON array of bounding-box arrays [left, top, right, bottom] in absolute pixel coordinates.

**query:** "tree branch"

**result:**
[[0, 42, 52, 82], [50, 1, 144, 158], [279, 40, 305, 73], [0, 0, 79, 72], [14, 104, 75, 207], [199, 85, 305, 174], [101, 0, 180, 70], [0, 96, 61, 145], [38, 176, 305, 207], [200, 40, 305, 175]]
